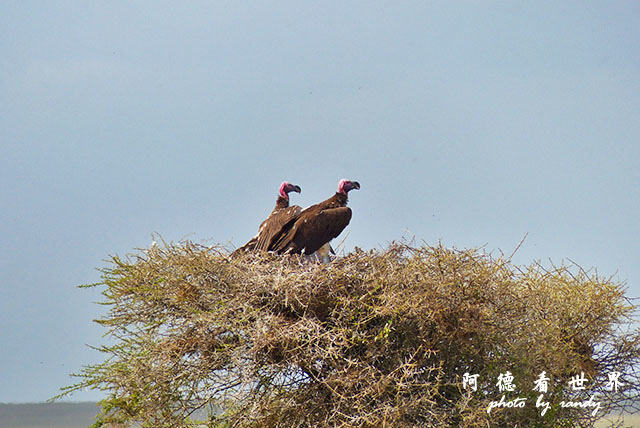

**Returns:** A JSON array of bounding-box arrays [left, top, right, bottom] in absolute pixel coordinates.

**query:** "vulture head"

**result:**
[[338, 179, 361, 196], [279, 181, 302, 200]]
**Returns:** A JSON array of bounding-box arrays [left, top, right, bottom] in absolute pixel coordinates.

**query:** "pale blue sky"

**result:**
[[1, 1, 639, 402]]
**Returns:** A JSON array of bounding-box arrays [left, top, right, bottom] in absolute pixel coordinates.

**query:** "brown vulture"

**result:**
[[235, 181, 302, 253], [270, 179, 360, 256]]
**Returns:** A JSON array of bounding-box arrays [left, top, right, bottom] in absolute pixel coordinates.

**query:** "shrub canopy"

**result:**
[[62, 241, 640, 427]]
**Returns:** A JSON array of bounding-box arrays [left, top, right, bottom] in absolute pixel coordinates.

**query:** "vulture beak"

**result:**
[[352, 181, 361, 190], [293, 185, 302, 193]]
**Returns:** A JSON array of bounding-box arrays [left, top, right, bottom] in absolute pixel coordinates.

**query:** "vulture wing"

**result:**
[[236, 236, 258, 252], [254, 205, 302, 251], [235, 183, 302, 254], [272, 207, 352, 255]]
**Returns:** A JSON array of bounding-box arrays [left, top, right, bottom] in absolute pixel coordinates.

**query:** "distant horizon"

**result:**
[[0, 402, 100, 428], [0, 400, 99, 405]]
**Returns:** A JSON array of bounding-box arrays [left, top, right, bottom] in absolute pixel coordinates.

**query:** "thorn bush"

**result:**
[[59, 241, 640, 427]]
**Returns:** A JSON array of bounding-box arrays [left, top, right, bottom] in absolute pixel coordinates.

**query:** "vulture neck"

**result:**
[[275, 195, 290, 210], [331, 192, 349, 207]]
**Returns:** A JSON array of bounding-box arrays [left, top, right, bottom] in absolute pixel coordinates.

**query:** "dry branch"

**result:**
[[60, 241, 640, 428]]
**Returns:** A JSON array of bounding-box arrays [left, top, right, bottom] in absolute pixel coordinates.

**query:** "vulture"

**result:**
[[235, 181, 302, 253], [271, 179, 360, 256]]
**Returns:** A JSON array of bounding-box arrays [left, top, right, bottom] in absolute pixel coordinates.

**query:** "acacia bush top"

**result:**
[[62, 241, 640, 428]]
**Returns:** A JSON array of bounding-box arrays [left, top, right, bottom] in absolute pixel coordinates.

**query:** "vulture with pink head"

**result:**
[[235, 181, 302, 253], [271, 179, 360, 256]]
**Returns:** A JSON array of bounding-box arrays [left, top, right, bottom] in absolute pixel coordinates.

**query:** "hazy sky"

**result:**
[[1, 1, 639, 403]]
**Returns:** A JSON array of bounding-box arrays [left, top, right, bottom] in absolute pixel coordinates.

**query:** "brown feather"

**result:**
[[235, 236, 258, 252], [271, 192, 352, 255], [235, 196, 301, 253], [254, 205, 302, 251], [273, 195, 289, 210]]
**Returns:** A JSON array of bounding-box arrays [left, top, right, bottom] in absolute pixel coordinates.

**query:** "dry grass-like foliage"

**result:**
[[60, 241, 640, 428]]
